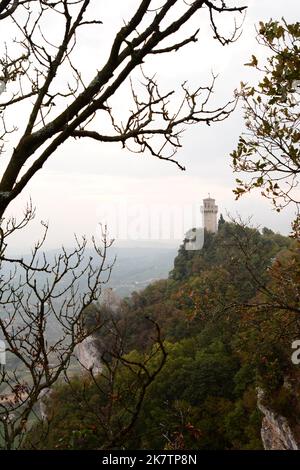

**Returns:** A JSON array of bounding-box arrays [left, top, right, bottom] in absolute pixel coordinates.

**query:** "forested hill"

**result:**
[[120, 222, 292, 350], [25, 222, 300, 450]]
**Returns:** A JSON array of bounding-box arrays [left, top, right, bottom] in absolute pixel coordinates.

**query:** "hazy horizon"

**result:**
[[1, 0, 298, 254]]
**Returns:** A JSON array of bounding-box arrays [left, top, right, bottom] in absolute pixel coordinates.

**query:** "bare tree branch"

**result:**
[[0, 0, 246, 217]]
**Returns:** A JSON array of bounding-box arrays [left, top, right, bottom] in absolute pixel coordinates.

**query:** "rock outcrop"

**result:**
[[38, 388, 54, 421], [257, 388, 299, 450], [74, 335, 102, 375]]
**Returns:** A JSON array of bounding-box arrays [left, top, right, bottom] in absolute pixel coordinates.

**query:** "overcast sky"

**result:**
[[1, 0, 299, 253]]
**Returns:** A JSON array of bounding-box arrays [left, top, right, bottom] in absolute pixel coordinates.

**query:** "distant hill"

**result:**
[[106, 244, 177, 296], [3, 241, 178, 298]]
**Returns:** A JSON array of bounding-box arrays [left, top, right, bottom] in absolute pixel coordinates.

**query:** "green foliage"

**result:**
[[218, 213, 226, 230], [23, 222, 295, 450], [231, 20, 300, 223]]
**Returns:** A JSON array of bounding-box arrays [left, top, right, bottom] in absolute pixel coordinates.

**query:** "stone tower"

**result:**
[[201, 196, 218, 233]]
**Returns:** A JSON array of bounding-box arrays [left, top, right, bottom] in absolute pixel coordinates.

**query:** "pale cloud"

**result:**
[[1, 0, 298, 252]]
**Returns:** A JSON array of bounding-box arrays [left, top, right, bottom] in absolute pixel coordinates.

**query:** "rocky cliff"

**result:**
[[257, 388, 299, 450], [74, 335, 102, 375]]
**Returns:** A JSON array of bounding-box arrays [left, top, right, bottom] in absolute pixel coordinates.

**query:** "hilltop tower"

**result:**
[[201, 196, 218, 233]]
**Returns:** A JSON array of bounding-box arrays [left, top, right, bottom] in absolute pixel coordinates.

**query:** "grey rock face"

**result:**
[[38, 388, 54, 421], [75, 335, 102, 375], [257, 388, 299, 450]]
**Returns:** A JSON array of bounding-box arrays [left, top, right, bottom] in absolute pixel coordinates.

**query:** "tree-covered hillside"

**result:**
[[23, 221, 299, 450]]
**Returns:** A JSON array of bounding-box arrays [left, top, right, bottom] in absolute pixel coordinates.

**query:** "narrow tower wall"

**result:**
[[201, 197, 218, 233]]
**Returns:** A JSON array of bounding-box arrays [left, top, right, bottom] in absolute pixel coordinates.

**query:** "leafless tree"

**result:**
[[0, 1, 24, 20], [0, 208, 114, 449], [20, 317, 167, 450], [0, 0, 246, 218]]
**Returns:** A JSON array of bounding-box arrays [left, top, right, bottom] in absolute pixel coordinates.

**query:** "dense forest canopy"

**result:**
[[23, 221, 299, 450]]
